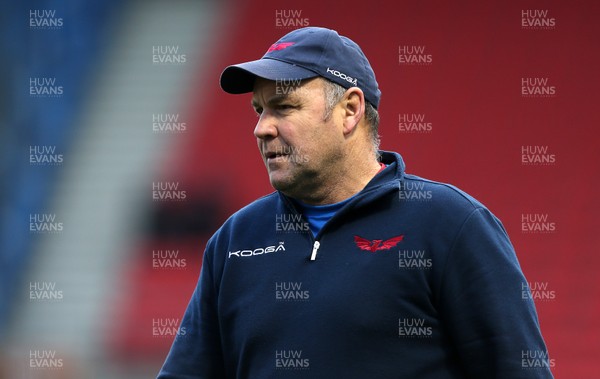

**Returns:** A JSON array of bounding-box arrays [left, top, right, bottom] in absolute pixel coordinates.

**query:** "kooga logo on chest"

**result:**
[[228, 242, 285, 259]]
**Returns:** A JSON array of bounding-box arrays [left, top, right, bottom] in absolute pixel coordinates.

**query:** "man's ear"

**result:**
[[341, 87, 365, 136]]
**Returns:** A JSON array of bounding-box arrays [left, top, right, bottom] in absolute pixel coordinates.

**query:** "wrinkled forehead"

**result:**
[[251, 77, 324, 105]]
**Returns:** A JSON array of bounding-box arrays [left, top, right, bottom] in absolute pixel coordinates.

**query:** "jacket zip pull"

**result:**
[[310, 241, 320, 261]]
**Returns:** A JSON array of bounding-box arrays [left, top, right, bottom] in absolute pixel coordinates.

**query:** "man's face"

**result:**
[[251, 78, 344, 197]]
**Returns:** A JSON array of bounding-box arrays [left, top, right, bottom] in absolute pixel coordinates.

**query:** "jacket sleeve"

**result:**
[[157, 243, 225, 379], [438, 207, 554, 379]]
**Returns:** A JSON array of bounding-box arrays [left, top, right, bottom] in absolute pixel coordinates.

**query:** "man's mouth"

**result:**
[[264, 150, 289, 160]]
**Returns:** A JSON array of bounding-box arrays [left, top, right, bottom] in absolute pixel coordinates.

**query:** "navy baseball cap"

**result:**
[[220, 26, 381, 109]]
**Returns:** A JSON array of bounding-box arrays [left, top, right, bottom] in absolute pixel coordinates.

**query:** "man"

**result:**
[[158, 26, 553, 378]]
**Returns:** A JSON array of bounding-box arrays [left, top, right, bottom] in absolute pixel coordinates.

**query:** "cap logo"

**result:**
[[267, 42, 295, 52], [326, 67, 357, 86]]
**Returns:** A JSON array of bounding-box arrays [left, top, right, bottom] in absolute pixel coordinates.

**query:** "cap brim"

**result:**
[[220, 58, 319, 94]]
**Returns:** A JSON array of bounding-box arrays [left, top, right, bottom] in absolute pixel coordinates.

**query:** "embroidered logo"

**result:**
[[354, 235, 404, 252], [326, 67, 358, 85], [228, 241, 286, 258], [267, 42, 295, 52]]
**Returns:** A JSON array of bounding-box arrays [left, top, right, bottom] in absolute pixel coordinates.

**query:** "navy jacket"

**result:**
[[158, 151, 553, 379]]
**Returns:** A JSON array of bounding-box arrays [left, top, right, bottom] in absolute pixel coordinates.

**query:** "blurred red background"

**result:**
[[6, 1, 597, 377]]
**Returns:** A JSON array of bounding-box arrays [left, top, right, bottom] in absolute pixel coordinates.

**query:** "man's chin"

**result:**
[[268, 172, 295, 192]]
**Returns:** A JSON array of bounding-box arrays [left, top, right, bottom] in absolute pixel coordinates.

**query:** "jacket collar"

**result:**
[[367, 150, 405, 190]]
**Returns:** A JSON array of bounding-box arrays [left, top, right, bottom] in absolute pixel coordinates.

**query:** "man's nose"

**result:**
[[254, 111, 278, 139]]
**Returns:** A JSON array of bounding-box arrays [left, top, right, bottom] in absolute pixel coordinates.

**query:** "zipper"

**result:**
[[310, 240, 320, 261], [279, 194, 322, 262]]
